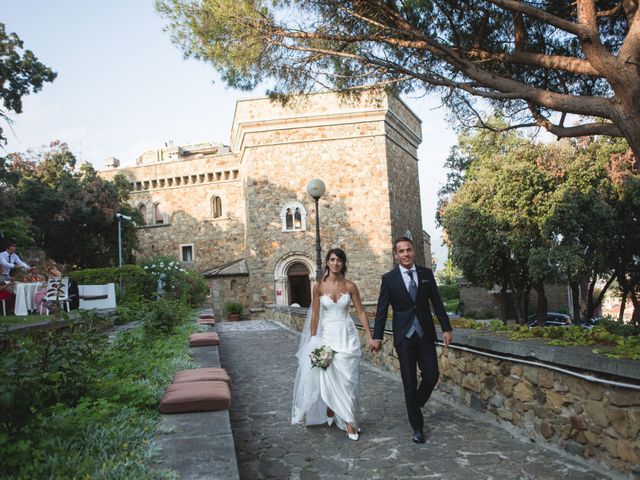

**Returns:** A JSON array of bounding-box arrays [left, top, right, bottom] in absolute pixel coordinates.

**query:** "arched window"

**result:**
[[139, 204, 147, 225], [280, 201, 307, 231], [212, 196, 223, 219], [154, 203, 164, 225]]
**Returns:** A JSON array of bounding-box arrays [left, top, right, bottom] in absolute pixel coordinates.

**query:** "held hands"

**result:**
[[442, 331, 453, 348], [369, 339, 381, 353]]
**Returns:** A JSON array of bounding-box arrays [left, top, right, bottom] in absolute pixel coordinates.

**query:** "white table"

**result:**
[[13, 282, 45, 316]]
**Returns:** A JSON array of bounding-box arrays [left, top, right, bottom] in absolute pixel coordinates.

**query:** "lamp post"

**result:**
[[116, 213, 132, 268], [306, 178, 326, 280]]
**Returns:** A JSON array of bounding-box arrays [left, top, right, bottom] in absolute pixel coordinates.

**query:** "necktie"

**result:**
[[407, 270, 417, 302]]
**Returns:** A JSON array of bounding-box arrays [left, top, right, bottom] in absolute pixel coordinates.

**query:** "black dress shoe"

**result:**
[[412, 431, 425, 444]]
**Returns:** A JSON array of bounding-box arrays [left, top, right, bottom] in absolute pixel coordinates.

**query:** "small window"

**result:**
[[154, 203, 164, 225], [212, 196, 223, 219], [181, 245, 193, 263], [139, 204, 147, 225], [280, 201, 307, 231]]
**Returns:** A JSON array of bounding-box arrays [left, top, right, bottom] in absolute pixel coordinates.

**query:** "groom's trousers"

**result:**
[[395, 333, 439, 432]]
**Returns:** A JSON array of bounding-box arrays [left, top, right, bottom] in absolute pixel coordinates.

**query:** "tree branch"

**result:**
[[486, 0, 587, 36], [528, 103, 622, 137]]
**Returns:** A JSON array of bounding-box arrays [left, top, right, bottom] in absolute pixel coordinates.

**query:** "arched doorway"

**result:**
[[287, 262, 311, 307], [273, 253, 315, 307]]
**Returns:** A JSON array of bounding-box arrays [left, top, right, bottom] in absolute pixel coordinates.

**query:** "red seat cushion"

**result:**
[[173, 367, 230, 384], [159, 381, 230, 414], [189, 332, 220, 346]]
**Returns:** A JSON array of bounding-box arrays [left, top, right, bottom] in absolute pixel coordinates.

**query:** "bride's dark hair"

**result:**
[[322, 248, 347, 280]]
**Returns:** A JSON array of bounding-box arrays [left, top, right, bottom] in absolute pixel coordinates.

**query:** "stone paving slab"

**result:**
[[217, 320, 618, 480]]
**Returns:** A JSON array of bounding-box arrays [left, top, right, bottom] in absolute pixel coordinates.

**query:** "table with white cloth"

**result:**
[[13, 282, 45, 316]]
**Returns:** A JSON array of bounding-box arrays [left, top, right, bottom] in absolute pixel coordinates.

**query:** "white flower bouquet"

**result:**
[[310, 345, 336, 369]]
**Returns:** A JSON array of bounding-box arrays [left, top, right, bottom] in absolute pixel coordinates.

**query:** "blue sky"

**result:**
[[3, 1, 457, 265]]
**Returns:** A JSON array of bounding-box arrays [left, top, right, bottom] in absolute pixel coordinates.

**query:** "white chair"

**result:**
[[41, 277, 71, 315], [1, 298, 5, 316], [79, 283, 117, 310]]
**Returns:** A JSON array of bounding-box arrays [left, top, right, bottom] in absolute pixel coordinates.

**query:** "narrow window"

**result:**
[[139, 205, 147, 225], [154, 203, 164, 225], [294, 208, 302, 229], [212, 196, 223, 218], [286, 208, 293, 229]]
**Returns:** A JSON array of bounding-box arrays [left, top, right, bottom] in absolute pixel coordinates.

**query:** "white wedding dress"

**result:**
[[291, 292, 361, 431]]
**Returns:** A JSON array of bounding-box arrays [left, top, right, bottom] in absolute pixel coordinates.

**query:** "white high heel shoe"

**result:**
[[347, 424, 359, 441], [327, 416, 335, 426]]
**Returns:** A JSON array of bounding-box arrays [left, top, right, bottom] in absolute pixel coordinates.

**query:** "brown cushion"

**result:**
[[173, 367, 230, 384], [189, 332, 220, 346], [197, 319, 216, 326], [198, 314, 215, 320], [159, 381, 230, 413]]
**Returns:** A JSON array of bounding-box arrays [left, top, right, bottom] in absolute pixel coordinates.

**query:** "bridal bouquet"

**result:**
[[310, 345, 336, 369]]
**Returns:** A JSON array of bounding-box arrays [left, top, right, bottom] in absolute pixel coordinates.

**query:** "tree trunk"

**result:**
[[498, 285, 508, 324], [619, 289, 629, 322], [534, 282, 547, 327], [629, 291, 640, 326], [586, 274, 615, 320], [570, 280, 581, 324], [611, 88, 640, 170]]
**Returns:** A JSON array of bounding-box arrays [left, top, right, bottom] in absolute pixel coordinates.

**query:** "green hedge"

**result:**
[[69, 265, 150, 302], [438, 284, 459, 302]]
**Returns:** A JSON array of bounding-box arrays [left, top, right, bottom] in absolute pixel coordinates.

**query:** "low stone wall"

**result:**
[[266, 305, 640, 478]]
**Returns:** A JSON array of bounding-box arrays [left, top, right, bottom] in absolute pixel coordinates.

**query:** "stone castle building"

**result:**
[[101, 91, 431, 316]]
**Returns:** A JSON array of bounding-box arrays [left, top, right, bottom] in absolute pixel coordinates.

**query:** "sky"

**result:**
[[2, 1, 457, 266]]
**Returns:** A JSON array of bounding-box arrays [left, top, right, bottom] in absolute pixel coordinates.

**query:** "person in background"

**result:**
[[0, 279, 16, 314], [0, 239, 30, 282], [35, 261, 62, 313]]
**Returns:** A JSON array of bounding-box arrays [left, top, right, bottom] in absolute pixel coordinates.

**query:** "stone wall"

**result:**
[[100, 90, 426, 310], [208, 277, 251, 321], [266, 306, 640, 477], [459, 281, 570, 319]]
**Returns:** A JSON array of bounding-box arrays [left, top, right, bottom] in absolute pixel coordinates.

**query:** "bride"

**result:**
[[291, 248, 374, 440]]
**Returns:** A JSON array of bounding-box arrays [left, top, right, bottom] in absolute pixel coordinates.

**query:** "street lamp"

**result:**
[[306, 178, 326, 280], [116, 213, 132, 268]]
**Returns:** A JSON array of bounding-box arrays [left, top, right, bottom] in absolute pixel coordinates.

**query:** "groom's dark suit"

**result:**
[[373, 265, 452, 434]]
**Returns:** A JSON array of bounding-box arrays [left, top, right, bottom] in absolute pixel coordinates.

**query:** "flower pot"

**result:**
[[228, 313, 241, 321]]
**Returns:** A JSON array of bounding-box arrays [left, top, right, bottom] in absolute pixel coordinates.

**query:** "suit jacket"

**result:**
[[373, 265, 452, 347]]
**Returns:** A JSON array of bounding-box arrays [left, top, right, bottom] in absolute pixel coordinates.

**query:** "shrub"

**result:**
[[140, 256, 209, 306], [437, 284, 459, 302], [69, 265, 150, 302], [142, 299, 190, 335], [224, 301, 244, 316], [0, 299, 195, 478]]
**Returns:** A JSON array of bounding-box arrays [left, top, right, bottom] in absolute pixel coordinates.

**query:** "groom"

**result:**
[[371, 237, 453, 444]]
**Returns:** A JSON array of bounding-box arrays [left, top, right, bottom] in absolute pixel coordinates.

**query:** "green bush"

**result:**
[[140, 256, 209, 306], [69, 265, 150, 302], [142, 299, 190, 335], [224, 301, 244, 316], [438, 284, 459, 302], [0, 300, 196, 478]]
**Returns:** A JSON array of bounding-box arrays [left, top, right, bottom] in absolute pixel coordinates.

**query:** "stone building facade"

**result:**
[[100, 91, 431, 315]]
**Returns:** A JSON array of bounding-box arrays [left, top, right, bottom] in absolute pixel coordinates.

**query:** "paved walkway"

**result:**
[[217, 320, 615, 480]]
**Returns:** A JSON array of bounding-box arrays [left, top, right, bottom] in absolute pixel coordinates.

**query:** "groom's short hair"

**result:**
[[393, 236, 414, 251]]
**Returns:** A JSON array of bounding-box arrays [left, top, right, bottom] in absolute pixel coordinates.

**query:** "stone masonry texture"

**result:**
[[100, 90, 430, 312]]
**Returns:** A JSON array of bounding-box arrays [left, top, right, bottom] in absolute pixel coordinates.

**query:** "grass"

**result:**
[[0, 313, 51, 326]]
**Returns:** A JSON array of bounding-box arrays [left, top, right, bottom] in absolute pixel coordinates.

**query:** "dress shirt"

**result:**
[[0, 251, 29, 277], [399, 264, 417, 293], [399, 264, 423, 338]]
